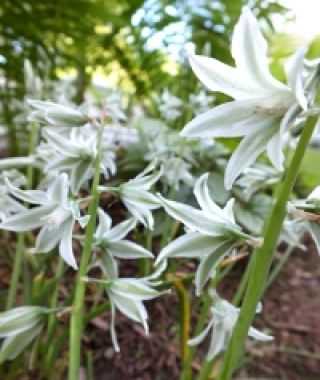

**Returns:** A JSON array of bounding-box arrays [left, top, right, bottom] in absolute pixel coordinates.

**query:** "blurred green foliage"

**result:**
[[0, 0, 288, 155]]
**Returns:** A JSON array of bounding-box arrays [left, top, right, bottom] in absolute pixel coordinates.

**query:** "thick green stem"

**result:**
[[174, 279, 191, 379], [68, 124, 104, 380], [217, 115, 318, 380], [139, 228, 153, 276]]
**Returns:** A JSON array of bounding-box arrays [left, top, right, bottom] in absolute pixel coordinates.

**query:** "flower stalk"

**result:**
[[217, 114, 319, 380], [68, 122, 104, 380], [174, 279, 191, 380]]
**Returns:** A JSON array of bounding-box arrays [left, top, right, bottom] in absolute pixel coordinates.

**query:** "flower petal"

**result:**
[[59, 218, 77, 269], [0, 205, 54, 232], [109, 293, 148, 333], [96, 209, 112, 238], [188, 319, 214, 346], [266, 129, 284, 171], [108, 240, 153, 259], [181, 100, 267, 138], [156, 232, 225, 265], [207, 322, 226, 360], [31, 226, 62, 253], [0, 324, 43, 363], [70, 160, 92, 194], [224, 122, 277, 190], [111, 279, 160, 300], [194, 241, 233, 296], [5, 179, 48, 205], [285, 49, 308, 110], [157, 194, 229, 237], [188, 52, 265, 99], [248, 326, 273, 341], [194, 173, 230, 222], [104, 218, 136, 242], [110, 303, 120, 352], [47, 173, 69, 205], [232, 9, 288, 93]]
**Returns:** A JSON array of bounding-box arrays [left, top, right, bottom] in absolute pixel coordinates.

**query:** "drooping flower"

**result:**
[[188, 292, 273, 360], [38, 126, 116, 194], [288, 185, 320, 253], [182, 9, 309, 189], [28, 99, 89, 127], [156, 173, 257, 295], [236, 163, 281, 200], [0, 306, 55, 363], [99, 162, 162, 229], [159, 89, 184, 122], [104, 90, 127, 123], [0, 173, 88, 269], [189, 89, 215, 116], [83, 276, 164, 352], [0, 170, 27, 221]]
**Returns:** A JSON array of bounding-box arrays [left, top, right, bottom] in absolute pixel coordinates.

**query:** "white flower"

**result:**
[[159, 89, 184, 121], [0, 170, 27, 221], [38, 126, 116, 194], [156, 173, 255, 295], [99, 162, 162, 229], [188, 293, 273, 360], [189, 89, 215, 115], [91, 209, 153, 279], [182, 9, 308, 189], [161, 156, 194, 190], [236, 163, 281, 200], [307, 186, 320, 206], [84, 276, 163, 352], [24, 60, 42, 97], [289, 186, 320, 253], [0, 173, 88, 269], [28, 99, 89, 127], [104, 90, 127, 123], [0, 306, 52, 363]]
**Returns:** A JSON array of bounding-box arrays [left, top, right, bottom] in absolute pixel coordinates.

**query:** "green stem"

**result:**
[[86, 351, 94, 380], [264, 245, 295, 292], [6, 233, 25, 310], [232, 255, 254, 306], [46, 257, 64, 341], [174, 279, 191, 380], [197, 360, 215, 380], [217, 115, 319, 380], [68, 124, 104, 380], [139, 228, 153, 276], [160, 187, 176, 249]]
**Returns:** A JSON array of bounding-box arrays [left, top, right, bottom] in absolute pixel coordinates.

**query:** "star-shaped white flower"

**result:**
[[182, 9, 308, 189], [38, 126, 116, 194], [83, 275, 164, 352], [156, 173, 256, 294], [99, 162, 162, 229], [91, 209, 153, 279], [188, 292, 273, 360]]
